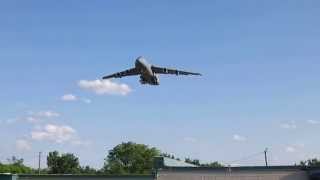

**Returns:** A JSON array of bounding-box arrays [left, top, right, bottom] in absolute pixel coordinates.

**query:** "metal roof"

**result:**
[[154, 156, 320, 173], [162, 157, 197, 168], [153, 156, 196, 169], [160, 166, 309, 172]]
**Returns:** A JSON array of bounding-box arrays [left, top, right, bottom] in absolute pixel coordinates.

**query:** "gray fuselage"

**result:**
[[135, 57, 159, 85]]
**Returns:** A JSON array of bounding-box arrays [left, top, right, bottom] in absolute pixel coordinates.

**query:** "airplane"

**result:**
[[102, 56, 202, 85]]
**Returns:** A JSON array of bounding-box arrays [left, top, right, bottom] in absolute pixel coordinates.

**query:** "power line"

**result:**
[[227, 151, 265, 166]]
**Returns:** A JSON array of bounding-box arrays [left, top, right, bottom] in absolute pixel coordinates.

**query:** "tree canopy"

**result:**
[[47, 151, 80, 174], [0, 142, 225, 175], [185, 158, 224, 167], [104, 142, 160, 174], [300, 158, 320, 167], [0, 156, 33, 174], [79, 165, 100, 175]]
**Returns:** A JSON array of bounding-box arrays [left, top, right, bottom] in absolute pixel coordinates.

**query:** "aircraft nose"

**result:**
[[136, 56, 143, 62], [135, 59, 141, 66], [135, 57, 143, 67], [135, 56, 146, 65]]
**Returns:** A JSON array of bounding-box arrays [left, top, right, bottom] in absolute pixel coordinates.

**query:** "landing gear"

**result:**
[[139, 76, 147, 84]]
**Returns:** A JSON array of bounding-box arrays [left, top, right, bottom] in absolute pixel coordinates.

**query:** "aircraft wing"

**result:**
[[102, 68, 140, 79], [151, 66, 202, 76]]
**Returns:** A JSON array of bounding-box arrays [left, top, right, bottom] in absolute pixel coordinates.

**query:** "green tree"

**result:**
[[7, 156, 24, 166], [300, 158, 320, 167], [185, 158, 200, 166], [79, 166, 98, 174], [0, 156, 33, 174], [47, 151, 80, 174], [160, 153, 181, 161], [185, 158, 223, 167], [104, 142, 160, 174]]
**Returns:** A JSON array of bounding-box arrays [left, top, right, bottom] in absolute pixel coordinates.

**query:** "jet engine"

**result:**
[[152, 75, 160, 85]]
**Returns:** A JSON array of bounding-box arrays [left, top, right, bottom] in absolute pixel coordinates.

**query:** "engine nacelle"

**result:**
[[152, 75, 160, 85]]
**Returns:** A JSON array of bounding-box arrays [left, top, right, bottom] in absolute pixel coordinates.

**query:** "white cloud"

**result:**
[[6, 118, 17, 124], [6, 113, 56, 124], [31, 124, 76, 143], [183, 137, 197, 143], [285, 146, 296, 153], [82, 98, 92, 104], [23, 111, 60, 124], [78, 79, 131, 96], [61, 94, 78, 101], [307, 120, 319, 125], [280, 121, 297, 129], [36, 111, 60, 118], [233, 134, 247, 142], [284, 143, 305, 154], [295, 143, 305, 148], [16, 139, 32, 151], [71, 140, 91, 146], [26, 117, 39, 123], [31, 124, 88, 146], [61, 94, 92, 104], [33, 125, 42, 130]]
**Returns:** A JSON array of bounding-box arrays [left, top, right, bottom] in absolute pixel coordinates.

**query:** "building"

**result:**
[[155, 157, 320, 180]]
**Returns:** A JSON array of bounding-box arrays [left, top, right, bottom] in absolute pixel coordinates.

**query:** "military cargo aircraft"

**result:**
[[102, 56, 201, 85]]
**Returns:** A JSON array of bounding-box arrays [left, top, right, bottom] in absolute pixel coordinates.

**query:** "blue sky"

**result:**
[[1, 0, 320, 168]]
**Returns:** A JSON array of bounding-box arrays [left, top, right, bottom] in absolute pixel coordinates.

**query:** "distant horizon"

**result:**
[[0, 141, 313, 169]]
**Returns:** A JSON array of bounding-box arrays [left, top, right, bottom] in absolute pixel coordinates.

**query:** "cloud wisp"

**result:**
[[24, 110, 60, 124], [31, 124, 76, 143], [16, 139, 32, 151], [31, 124, 89, 146], [61, 94, 78, 101], [285, 146, 296, 153], [35, 111, 60, 118], [183, 137, 197, 143], [61, 93, 92, 104], [233, 134, 247, 142], [280, 121, 297, 129], [82, 98, 92, 104], [78, 79, 131, 96], [285, 142, 305, 153], [307, 120, 319, 125]]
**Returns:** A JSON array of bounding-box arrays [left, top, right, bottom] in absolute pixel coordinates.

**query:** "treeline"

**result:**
[[0, 142, 222, 175], [1, 142, 319, 175], [0, 157, 33, 174], [300, 158, 320, 167]]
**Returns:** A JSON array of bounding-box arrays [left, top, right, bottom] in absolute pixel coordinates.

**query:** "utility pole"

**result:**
[[264, 148, 268, 167], [38, 152, 42, 175]]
